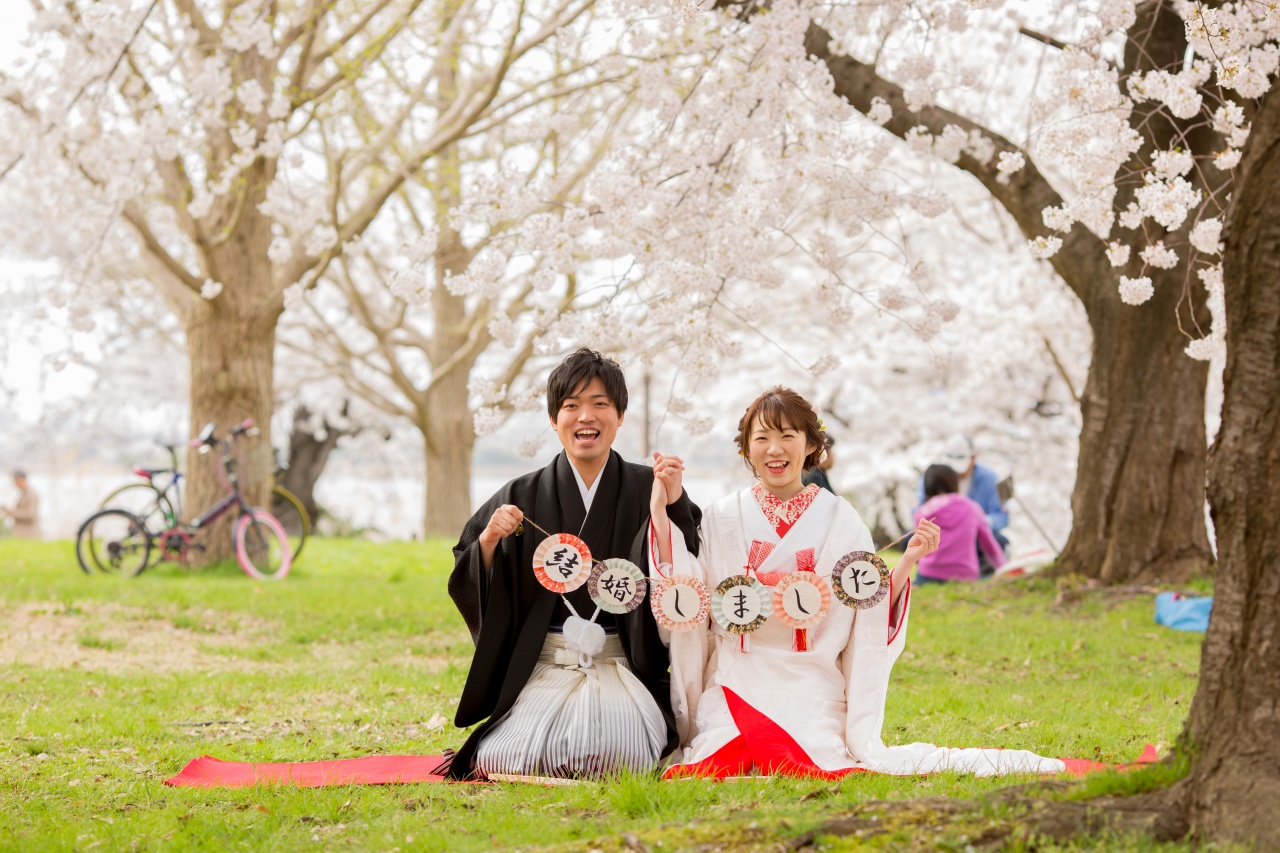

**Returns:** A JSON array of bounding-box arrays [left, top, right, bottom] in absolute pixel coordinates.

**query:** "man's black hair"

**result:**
[[546, 348, 628, 420], [923, 463, 960, 500]]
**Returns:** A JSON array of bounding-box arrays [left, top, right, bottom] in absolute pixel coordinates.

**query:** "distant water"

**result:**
[[13, 469, 739, 540]]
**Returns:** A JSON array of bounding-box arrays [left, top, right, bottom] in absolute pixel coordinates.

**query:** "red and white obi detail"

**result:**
[[650, 486, 1065, 779]]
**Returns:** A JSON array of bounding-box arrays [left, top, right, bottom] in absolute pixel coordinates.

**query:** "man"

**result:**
[[914, 433, 1009, 550], [2, 470, 41, 539], [444, 348, 701, 780]]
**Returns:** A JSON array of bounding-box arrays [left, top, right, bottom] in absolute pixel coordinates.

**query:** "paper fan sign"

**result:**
[[711, 575, 772, 634], [532, 534, 593, 594], [772, 572, 831, 630], [651, 575, 710, 632], [588, 559, 648, 614], [831, 551, 890, 609]]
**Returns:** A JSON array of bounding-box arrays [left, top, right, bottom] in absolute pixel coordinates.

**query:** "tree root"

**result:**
[[783, 785, 1191, 851]]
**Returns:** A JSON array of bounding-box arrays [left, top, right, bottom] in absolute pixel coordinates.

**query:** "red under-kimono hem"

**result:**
[[663, 687, 860, 780]]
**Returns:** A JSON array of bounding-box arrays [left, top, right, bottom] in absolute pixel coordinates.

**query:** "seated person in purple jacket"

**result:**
[[913, 464, 1006, 583]]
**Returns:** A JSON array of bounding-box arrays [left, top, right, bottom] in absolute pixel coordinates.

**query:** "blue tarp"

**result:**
[[1154, 591, 1213, 632]]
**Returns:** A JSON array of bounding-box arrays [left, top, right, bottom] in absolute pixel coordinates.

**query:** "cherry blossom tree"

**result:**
[[274, 12, 647, 536], [1176, 72, 1280, 848], [688, 0, 1243, 583], [273, 0, 986, 536], [0, 0, 605, 555]]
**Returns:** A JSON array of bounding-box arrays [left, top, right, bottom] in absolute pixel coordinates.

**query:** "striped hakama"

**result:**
[[473, 633, 667, 779]]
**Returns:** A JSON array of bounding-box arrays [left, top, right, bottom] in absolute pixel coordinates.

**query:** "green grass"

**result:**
[[0, 539, 1207, 851]]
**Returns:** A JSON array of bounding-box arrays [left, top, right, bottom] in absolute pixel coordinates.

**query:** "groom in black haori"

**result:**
[[443, 348, 701, 780]]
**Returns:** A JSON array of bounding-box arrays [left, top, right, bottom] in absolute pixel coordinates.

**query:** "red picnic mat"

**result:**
[[1060, 743, 1160, 777], [164, 754, 455, 788], [164, 744, 1159, 788]]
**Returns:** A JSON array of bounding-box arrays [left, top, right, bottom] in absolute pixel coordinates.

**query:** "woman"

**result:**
[[914, 463, 1007, 584], [648, 387, 1063, 778]]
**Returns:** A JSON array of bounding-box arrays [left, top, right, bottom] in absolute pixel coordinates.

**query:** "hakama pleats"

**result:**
[[473, 634, 666, 779]]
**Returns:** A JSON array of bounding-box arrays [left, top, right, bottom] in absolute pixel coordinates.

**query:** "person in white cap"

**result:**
[[913, 434, 1008, 559]]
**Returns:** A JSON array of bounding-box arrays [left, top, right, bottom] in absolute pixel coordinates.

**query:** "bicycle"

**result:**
[[77, 420, 293, 580], [99, 440, 310, 564]]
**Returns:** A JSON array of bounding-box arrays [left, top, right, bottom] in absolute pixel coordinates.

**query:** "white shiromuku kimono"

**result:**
[[656, 485, 1065, 778]]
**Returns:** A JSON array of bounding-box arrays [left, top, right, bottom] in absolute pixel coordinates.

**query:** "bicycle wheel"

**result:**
[[100, 483, 175, 566], [270, 485, 311, 562], [234, 508, 292, 580], [76, 509, 152, 577]]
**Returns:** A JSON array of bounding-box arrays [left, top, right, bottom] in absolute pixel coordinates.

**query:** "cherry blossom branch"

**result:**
[[797, 20, 1107, 306]]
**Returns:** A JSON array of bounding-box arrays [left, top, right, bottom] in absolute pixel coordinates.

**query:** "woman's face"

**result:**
[[748, 416, 816, 498]]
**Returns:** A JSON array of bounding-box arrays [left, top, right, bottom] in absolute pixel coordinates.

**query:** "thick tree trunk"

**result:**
[[1057, 268, 1214, 583], [421, 366, 476, 539], [1173, 85, 1280, 848], [185, 306, 276, 562], [421, 41, 480, 541]]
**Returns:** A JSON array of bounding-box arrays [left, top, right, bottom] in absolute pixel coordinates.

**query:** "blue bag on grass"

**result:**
[[1154, 591, 1213, 632]]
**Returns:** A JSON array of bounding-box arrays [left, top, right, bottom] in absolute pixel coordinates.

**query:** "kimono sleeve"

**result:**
[[647, 511, 711, 749], [448, 492, 512, 645], [838, 516, 910, 761]]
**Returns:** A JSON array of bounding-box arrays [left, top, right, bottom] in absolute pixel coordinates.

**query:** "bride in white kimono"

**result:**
[[648, 387, 1065, 779]]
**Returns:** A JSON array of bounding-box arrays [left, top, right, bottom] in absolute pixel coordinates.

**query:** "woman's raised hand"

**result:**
[[902, 518, 941, 563], [651, 452, 685, 507]]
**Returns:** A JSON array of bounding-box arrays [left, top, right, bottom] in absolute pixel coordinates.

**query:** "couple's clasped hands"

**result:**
[[650, 451, 684, 517]]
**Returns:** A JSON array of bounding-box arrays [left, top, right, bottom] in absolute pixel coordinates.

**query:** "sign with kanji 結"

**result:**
[[532, 533, 594, 594]]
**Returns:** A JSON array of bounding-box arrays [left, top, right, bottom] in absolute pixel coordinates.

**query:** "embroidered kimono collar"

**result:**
[[752, 482, 821, 537]]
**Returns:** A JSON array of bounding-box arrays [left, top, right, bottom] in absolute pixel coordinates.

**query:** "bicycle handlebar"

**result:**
[[189, 420, 260, 452]]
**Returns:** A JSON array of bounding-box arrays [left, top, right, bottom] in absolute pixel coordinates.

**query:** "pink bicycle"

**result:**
[[76, 419, 292, 580]]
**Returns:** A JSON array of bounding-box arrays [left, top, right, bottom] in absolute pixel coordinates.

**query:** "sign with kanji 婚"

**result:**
[[588, 558, 648, 614]]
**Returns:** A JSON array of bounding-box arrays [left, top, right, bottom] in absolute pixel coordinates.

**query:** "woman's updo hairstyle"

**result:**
[[734, 386, 825, 474]]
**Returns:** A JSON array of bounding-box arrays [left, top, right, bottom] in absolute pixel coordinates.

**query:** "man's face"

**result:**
[[551, 376, 623, 468]]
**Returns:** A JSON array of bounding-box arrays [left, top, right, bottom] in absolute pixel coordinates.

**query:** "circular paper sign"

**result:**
[[531, 533, 593, 594], [711, 575, 772, 634], [651, 575, 710, 632], [831, 551, 889, 609], [772, 572, 832, 630], [588, 558, 648, 614]]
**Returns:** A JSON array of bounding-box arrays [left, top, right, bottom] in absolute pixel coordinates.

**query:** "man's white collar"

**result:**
[[570, 460, 601, 514]]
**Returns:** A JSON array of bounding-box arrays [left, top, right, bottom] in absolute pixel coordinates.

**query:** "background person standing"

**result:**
[[2, 470, 41, 539]]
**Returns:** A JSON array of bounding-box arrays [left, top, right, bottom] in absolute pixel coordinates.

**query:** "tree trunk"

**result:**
[[1057, 267, 1215, 584], [422, 366, 476, 539], [1173, 84, 1280, 848], [277, 404, 358, 524], [421, 31, 480, 541], [185, 306, 276, 562]]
